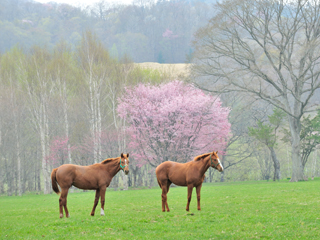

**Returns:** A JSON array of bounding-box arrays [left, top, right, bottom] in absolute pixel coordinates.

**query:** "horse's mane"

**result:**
[[101, 157, 120, 164], [193, 153, 211, 162]]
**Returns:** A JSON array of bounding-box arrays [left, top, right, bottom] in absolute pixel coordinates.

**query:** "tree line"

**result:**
[[0, 0, 216, 63], [0, 31, 173, 195]]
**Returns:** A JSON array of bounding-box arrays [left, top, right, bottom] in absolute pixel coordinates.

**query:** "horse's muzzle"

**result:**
[[124, 170, 129, 175], [218, 165, 224, 172]]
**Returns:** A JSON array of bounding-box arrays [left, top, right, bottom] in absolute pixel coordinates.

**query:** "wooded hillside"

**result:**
[[0, 0, 217, 63]]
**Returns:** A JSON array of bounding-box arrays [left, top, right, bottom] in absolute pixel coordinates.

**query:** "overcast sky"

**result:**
[[34, 0, 134, 7]]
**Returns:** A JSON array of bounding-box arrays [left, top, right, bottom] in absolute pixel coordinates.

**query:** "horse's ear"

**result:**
[[216, 151, 218, 154], [127, 153, 129, 158], [121, 153, 124, 158]]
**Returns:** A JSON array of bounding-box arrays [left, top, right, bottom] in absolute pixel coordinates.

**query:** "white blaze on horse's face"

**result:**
[[124, 158, 129, 175], [217, 158, 224, 172], [211, 151, 223, 172], [121, 153, 130, 175]]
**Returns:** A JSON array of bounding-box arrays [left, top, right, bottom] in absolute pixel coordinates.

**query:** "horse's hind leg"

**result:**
[[160, 180, 170, 212], [59, 188, 70, 218], [165, 181, 172, 212], [90, 189, 100, 216]]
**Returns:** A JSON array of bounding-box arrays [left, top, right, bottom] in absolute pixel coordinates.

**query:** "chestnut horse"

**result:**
[[51, 153, 130, 218], [155, 151, 223, 212]]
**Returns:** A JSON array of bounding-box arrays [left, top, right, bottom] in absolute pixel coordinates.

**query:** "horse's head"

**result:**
[[120, 153, 130, 175], [210, 151, 223, 172]]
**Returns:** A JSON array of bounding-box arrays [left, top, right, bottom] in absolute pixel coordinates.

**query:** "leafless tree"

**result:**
[[78, 31, 111, 163], [192, 0, 320, 181]]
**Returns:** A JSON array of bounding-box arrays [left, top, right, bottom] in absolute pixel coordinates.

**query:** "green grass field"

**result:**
[[1, 179, 320, 239]]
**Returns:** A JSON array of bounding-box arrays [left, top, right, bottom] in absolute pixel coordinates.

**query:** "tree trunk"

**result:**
[[62, 80, 72, 164], [269, 147, 280, 181], [39, 111, 50, 194], [289, 117, 305, 181], [220, 155, 226, 182], [220, 172, 225, 182], [14, 121, 22, 196], [121, 171, 128, 190]]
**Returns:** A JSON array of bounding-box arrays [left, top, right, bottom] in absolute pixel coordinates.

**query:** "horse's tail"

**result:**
[[157, 178, 162, 188], [155, 166, 161, 188], [51, 168, 60, 194]]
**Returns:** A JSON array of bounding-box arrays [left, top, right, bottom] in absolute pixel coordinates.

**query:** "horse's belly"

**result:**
[[72, 176, 99, 190], [168, 174, 187, 186], [171, 180, 187, 186]]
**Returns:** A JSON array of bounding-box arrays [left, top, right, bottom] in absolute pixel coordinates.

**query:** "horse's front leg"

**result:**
[[90, 189, 100, 216], [196, 184, 202, 211], [186, 185, 193, 212], [99, 186, 107, 216]]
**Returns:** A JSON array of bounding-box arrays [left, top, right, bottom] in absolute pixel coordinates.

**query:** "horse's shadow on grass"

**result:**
[[187, 213, 195, 216]]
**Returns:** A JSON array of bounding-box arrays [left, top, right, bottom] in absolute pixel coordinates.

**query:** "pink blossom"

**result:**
[[118, 81, 231, 167], [46, 136, 70, 167], [162, 29, 179, 39]]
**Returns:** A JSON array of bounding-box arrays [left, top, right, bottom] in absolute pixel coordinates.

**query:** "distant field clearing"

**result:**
[[136, 62, 191, 79]]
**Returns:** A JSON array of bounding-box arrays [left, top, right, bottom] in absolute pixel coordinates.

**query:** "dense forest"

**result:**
[[0, 0, 216, 63]]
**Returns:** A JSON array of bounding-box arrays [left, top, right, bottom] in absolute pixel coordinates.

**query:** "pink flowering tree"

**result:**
[[162, 29, 178, 39], [118, 81, 231, 167], [73, 130, 120, 166], [46, 136, 72, 168]]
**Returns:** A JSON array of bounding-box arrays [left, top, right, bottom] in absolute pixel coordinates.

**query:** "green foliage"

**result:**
[[300, 110, 320, 144], [249, 120, 275, 148], [110, 43, 119, 60], [282, 109, 320, 166], [1, 179, 320, 239], [157, 51, 165, 64], [269, 108, 286, 128], [300, 110, 320, 165], [248, 108, 285, 148], [127, 66, 169, 86]]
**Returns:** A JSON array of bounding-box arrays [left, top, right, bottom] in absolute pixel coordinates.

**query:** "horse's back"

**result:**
[[56, 164, 79, 175]]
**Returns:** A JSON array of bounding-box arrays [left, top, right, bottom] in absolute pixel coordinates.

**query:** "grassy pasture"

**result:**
[[1, 179, 320, 239]]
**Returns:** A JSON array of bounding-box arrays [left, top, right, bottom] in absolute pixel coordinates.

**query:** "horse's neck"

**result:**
[[198, 157, 211, 176], [102, 159, 121, 176]]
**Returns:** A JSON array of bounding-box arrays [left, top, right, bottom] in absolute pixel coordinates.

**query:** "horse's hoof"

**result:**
[[60, 214, 63, 218]]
